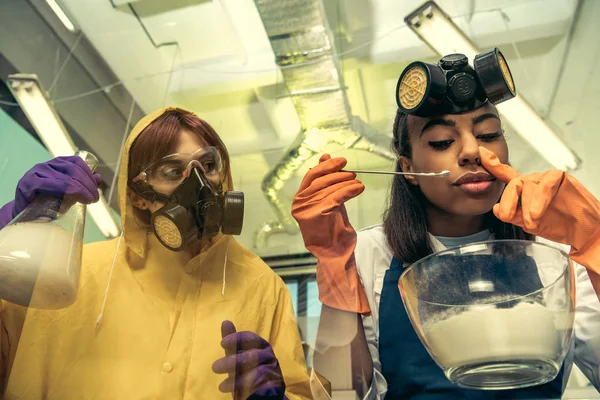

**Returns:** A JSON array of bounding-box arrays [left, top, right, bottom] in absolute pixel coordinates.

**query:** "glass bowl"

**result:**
[[399, 240, 575, 390]]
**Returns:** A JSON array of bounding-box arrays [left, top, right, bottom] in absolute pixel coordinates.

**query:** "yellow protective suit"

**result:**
[[0, 107, 311, 399]]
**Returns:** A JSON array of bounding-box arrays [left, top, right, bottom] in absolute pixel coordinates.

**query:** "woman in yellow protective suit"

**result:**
[[0, 107, 311, 399]]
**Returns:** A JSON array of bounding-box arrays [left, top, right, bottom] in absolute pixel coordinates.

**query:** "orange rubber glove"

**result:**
[[480, 146, 600, 298], [292, 154, 371, 315]]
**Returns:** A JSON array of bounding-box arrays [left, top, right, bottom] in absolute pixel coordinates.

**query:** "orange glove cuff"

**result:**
[[570, 235, 600, 301], [316, 254, 371, 316]]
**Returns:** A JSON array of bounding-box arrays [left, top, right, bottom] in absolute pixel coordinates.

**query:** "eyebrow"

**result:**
[[420, 119, 455, 136], [420, 112, 501, 136], [472, 113, 500, 125]]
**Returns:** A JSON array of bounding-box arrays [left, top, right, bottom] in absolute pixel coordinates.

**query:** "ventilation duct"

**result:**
[[253, 0, 395, 249]]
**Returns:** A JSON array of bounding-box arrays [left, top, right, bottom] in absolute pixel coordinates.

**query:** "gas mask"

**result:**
[[396, 48, 515, 117], [131, 147, 244, 251]]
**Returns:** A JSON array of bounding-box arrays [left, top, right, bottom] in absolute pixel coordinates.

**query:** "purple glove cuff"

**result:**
[[0, 200, 15, 230]]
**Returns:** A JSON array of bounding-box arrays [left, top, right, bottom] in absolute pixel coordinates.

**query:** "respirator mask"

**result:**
[[131, 146, 244, 251], [396, 47, 516, 117]]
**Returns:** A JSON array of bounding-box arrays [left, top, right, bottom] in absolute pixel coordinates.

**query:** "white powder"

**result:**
[[0, 223, 81, 309], [424, 302, 561, 368]]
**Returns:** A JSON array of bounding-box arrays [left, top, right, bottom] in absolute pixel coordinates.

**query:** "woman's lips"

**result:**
[[458, 180, 494, 195]]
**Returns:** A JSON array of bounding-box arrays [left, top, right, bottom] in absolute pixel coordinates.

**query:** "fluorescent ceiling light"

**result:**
[[404, 1, 579, 171], [45, 0, 77, 32], [7, 73, 120, 238], [7, 75, 77, 156]]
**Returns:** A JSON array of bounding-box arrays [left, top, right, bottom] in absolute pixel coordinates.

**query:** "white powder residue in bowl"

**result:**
[[424, 302, 561, 367]]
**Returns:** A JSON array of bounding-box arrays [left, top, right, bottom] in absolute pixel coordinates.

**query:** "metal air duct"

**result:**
[[253, 0, 395, 249]]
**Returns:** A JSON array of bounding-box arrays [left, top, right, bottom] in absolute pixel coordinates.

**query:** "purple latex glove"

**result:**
[[212, 320, 287, 400], [0, 157, 102, 230]]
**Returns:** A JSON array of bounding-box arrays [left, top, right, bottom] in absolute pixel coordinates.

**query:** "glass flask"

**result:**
[[0, 151, 99, 309]]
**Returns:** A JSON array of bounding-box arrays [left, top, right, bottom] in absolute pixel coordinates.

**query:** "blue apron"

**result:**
[[378, 257, 573, 399]]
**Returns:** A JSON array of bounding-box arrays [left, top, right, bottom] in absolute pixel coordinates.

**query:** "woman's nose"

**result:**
[[458, 136, 481, 166]]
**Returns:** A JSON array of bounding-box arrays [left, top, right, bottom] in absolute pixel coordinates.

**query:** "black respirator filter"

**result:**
[[395, 48, 516, 117]]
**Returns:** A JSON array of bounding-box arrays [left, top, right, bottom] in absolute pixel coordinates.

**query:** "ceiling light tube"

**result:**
[[7, 73, 120, 238], [45, 0, 77, 32]]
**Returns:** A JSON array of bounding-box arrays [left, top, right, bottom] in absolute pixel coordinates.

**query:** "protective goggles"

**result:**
[[132, 146, 222, 191]]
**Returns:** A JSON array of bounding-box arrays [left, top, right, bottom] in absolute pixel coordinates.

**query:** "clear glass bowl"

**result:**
[[399, 240, 575, 390]]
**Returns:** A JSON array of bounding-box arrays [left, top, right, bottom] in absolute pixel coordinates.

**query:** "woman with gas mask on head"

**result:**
[[0, 107, 311, 399], [292, 49, 600, 399]]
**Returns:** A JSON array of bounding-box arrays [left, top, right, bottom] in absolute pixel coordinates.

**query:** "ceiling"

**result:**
[[7, 0, 600, 255]]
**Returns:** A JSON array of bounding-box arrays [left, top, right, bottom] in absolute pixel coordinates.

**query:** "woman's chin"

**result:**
[[449, 199, 497, 217]]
